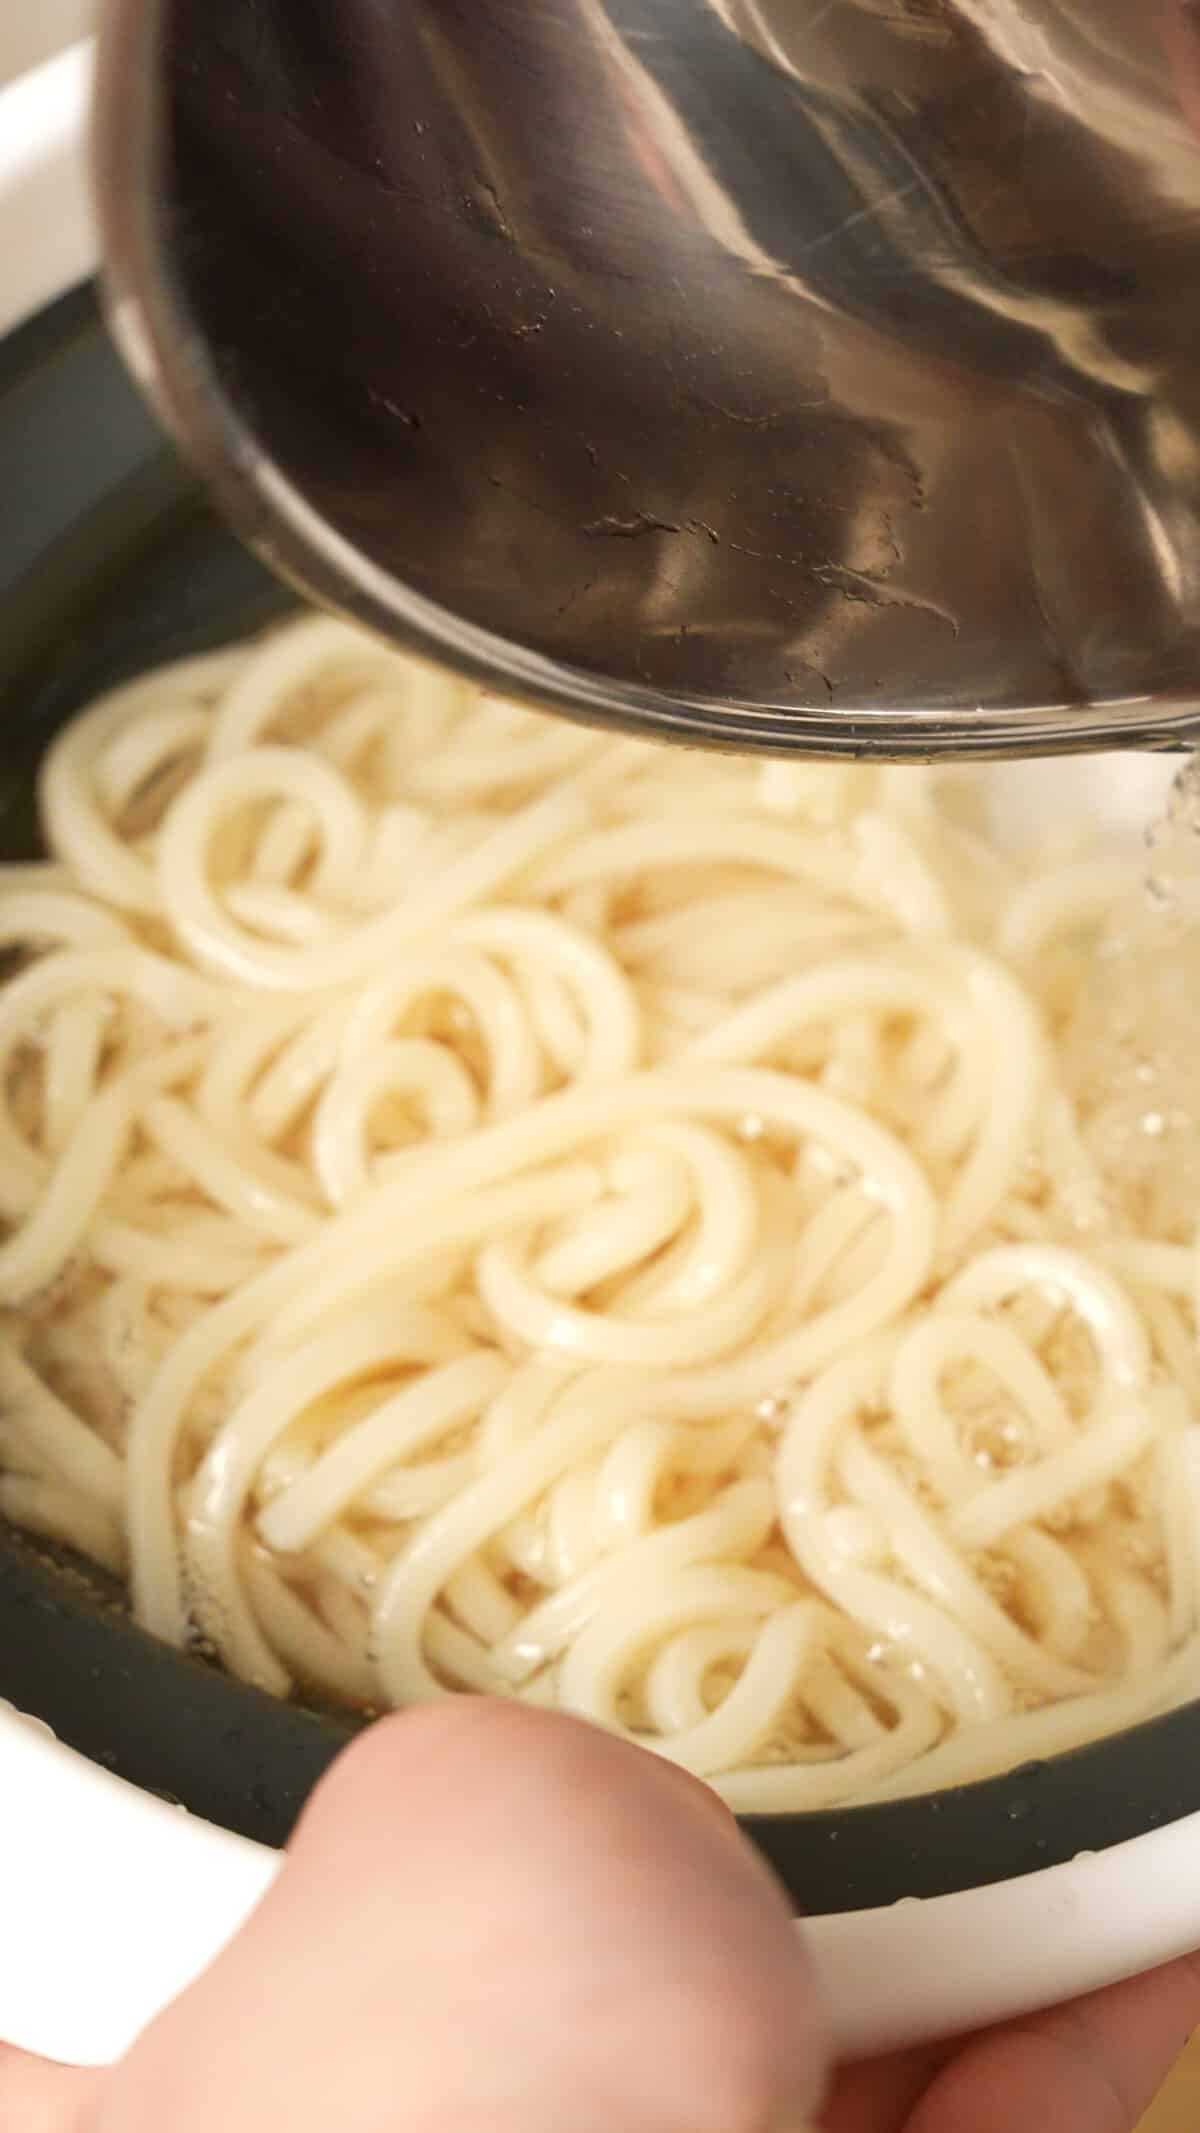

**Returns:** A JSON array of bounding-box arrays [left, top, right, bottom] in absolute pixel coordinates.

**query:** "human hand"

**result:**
[[3, 1699, 1198, 2133], [819, 1956, 1200, 2133]]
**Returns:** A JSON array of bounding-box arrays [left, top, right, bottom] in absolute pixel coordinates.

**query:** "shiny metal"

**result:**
[[94, 0, 1200, 757]]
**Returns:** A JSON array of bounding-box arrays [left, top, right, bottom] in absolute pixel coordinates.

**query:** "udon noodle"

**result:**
[[2, 614, 1199, 1808]]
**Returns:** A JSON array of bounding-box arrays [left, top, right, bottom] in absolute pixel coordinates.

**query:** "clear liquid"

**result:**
[[1065, 754, 1200, 1240]]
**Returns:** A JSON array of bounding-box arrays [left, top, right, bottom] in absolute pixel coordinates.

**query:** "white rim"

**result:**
[[0, 42, 95, 340], [3, 43, 1200, 2074], [7, 1700, 1200, 2068], [0, 1706, 276, 2066]]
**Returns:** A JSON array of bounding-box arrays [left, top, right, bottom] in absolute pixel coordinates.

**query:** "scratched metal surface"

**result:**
[[94, 0, 1200, 755]]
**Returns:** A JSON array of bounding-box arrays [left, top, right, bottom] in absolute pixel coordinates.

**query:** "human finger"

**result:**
[[87, 1699, 829, 2133], [906, 1954, 1200, 2133], [0, 2041, 99, 2133]]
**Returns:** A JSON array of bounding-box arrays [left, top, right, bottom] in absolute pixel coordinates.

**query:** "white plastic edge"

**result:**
[[0, 41, 96, 341], [7, 1700, 1200, 2069], [0, 1707, 277, 2066], [3, 42, 1200, 2081]]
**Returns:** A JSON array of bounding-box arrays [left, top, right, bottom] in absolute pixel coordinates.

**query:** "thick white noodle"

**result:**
[[1, 616, 1197, 1808]]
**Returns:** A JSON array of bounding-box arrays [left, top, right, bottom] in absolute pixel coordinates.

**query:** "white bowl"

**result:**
[[0, 41, 95, 338], [0, 5, 94, 92], [4, 38, 1200, 2076]]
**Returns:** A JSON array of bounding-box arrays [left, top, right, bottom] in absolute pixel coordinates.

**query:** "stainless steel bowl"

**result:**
[[94, 0, 1200, 756]]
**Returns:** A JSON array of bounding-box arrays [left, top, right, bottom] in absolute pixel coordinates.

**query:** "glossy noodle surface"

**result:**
[[2, 616, 1198, 1808]]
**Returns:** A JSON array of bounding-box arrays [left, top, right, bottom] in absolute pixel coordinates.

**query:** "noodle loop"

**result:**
[[2, 618, 1196, 1805]]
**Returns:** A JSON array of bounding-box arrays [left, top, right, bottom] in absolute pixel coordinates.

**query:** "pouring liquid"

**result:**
[[1065, 757, 1200, 1244]]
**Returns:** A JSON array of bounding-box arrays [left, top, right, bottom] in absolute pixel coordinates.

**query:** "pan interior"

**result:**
[[3, 286, 1199, 1916]]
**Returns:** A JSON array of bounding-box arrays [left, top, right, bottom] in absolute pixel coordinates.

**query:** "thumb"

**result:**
[[64, 1701, 826, 2133], [0, 2043, 99, 2132]]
